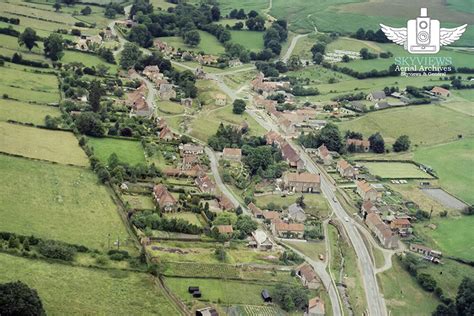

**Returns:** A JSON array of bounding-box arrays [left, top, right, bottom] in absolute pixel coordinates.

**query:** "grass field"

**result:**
[[159, 30, 225, 55], [62, 51, 118, 73], [0, 154, 132, 250], [284, 240, 326, 262], [87, 137, 146, 166], [378, 258, 439, 316], [0, 99, 60, 125], [254, 193, 330, 218], [164, 212, 204, 227], [229, 30, 264, 51], [0, 253, 177, 315], [122, 194, 155, 210], [417, 216, 474, 261], [337, 105, 474, 146], [164, 277, 278, 305], [0, 122, 89, 166], [157, 100, 185, 115], [414, 138, 474, 204], [361, 162, 432, 179]]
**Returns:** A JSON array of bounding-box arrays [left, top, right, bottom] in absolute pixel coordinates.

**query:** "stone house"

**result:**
[[283, 172, 321, 193], [158, 83, 176, 100], [317, 144, 332, 165], [366, 213, 398, 248], [366, 91, 386, 101], [296, 263, 321, 289], [356, 180, 380, 201], [272, 221, 304, 239], [153, 184, 177, 212], [336, 159, 357, 179]]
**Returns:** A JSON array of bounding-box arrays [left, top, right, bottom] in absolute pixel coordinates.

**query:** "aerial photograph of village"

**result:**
[[0, 0, 472, 315]]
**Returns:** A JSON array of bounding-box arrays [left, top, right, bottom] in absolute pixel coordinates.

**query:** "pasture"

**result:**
[[229, 30, 264, 51], [414, 138, 474, 204], [0, 122, 89, 166], [159, 31, 225, 55], [361, 162, 432, 179], [0, 253, 178, 315], [337, 105, 474, 146], [87, 137, 146, 166], [62, 51, 119, 73], [0, 154, 132, 250], [164, 212, 204, 227], [0, 99, 60, 125], [164, 277, 278, 305]]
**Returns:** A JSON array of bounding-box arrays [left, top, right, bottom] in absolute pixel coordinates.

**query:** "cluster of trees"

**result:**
[[0, 16, 20, 25], [311, 42, 326, 65], [255, 60, 288, 76], [393, 135, 410, 152], [131, 211, 202, 234], [279, 250, 304, 265], [322, 61, 401, 79], [298, 123, 344, 153], [273, 284, 308, 311], [208, 123, 243, 151], [360, 48, 378, 60], [263, 20, 288, 55], [332, 92, 366, 102], [37, 240, 77, 261], [242, 141, 286, 178], [44, 33, 64, 61], [0, 281, 46, 316], [433, 277, 474, 316], [105, 2, 125, 18], [353, 27, 390, 43], [232, 99, 246, 114], [292, 85, 319, 96]]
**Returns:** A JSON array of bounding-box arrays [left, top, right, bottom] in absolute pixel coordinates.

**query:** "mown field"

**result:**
[[270, 0, 474, 47], [0, 154, 131, 250], [229, 30, 265, 51], [0, 253, 177, 315], [0, 122, 89, 166], [0, 99, 60, 125], [337, 105, 474, 146], [164, 212, 204, 227], [361, 162, 433, 179], [414, 138, 474, 204], [87, 137, 146, 166]]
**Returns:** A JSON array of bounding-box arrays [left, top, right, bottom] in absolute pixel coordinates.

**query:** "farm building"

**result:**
[[250, 229, 274, 250], [317, 144, 332, 165], [367, 91, 386, 101], [215, 93, 227, 106], [222, 148, 242, 161], [248, 202, 264, 218], [272, 221, 304, 239], [288, 203, 307, 222], [431, 86, 450, 97], [337, 159, 357, 179], [308, 297, 325, 316], [261, 289, 272, 302], [296, 263, 321, 289], [180, 144, 204, 156], [283, 172, 321, 193], [196, 307, 219, 316]]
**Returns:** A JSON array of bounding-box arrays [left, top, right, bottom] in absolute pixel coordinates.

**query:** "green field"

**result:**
[[254, 193, 330, 218], [157, 100, 185, 115], [0, 253, 177, 315], [229, 30, 264, 51], [122, 194, 155, 210], [337, 105, 474, 146], [270, 0, 474, 47], [0, 122, 89, 166], [0, 99, 60, 125], [414, 138, 474, 204], [159, 30, 225, 55], [0, 154, 132, 250], [378, 258, 439, 316], [361, 162, 433, 179], [164, 212, 204, 227], [164, 277, 277, 305], [62, 51, 118, 73], [87, 137, 146, 166], [284, 240, 326, 262]]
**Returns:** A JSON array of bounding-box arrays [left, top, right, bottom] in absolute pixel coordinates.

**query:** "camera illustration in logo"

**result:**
[[380, 8, 467, 54]]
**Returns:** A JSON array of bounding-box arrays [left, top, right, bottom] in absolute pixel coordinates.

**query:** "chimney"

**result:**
[[420, 8, 428, 17]]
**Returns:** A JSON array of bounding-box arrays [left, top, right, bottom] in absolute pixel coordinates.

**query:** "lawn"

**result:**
[[361, 162, 433, 179], [284, 240, 326, 262], [229, 30, 264, 51], [377, 258, 439, 316], [0, 253, 178, 315], [254, 193, 330, 218], [0, 154, 132, 250], [0, 99, 60, 125], [414, 138, 474, 204], [157, 100, 185, 115], [337, 105, 474, 146], [62, 50, 118, 73], [159, 30, 225, 55], [164, 212, 204, 227], [164, 277, 278, 305], [87, 137, 146, 166], [0, 122, 89, 166], [122, 194, 155, 210]]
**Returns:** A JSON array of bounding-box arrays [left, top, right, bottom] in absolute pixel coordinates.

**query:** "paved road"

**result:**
[[281, 34, 309, 62], [109, 5, 132, 58]]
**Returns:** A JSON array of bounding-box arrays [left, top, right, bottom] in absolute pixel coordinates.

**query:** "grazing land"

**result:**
[[87, 137, 146, 166], [414, 138, 474, 204], [0, 99, 60, 125], [0, 154, 131, 250], [0, 253, 178, 315], [337, 105, 474, 146], [361, 162, 433, 179], [62, 51, 118, 73], [0, 122, 89, 166], [229, 30, 265, 51]]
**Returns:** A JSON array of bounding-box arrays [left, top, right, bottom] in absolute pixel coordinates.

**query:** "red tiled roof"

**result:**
[[275, 222, 304, 232], [285, 172, 320, 184], [216, 225, 233, 234], [223, 148, 242, 157]]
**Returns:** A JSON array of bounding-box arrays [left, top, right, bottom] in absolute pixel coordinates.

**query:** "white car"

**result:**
[[344, 217, 350, 222]]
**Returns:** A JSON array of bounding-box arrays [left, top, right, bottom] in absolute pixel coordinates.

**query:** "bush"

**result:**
[[37, 240, 76, 261]]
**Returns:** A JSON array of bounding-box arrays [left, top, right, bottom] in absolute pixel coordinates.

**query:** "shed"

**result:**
[[193, 291, 202, 298], [188, 286, 200, 293], [261, 289, 272, 302]]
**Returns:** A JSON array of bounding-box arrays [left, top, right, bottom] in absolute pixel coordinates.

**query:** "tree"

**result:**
[[456, 277, 474, 315], [369, 132, 385, 153], [183, 30, 200, 47], [313, 52, 323, 64], [287, 55, 302, 71], [214, 246, 227, 261], [355, 27, 365, 39], [211, 6, 220, 21], [232, 99, 246, 114], [18, 28, 38, 51], [417, 273, 437, 292], [248, 10, 258, 18], [235, 215, 257, 238], [274, 284, 308, 311], [320, 123, 343, 153], [88, 80, 103, 112], [432, 303, 457, 316], [53, 1, 61, 11], [0, 281, 46, 316], [360, 48, 369, 59], [128, 25, 153, 48], [43, 33, 64, 61], [236, 9, 246, 19], [393, 135, 410, 152], [75, 112, 105, 137], [311, 43, 326, 55], [120, 42, 142, 69], [8, 235, 20, 249], [22, 237, 30, 251], [342, 54, 350, 62], [81, 6, 92, 15]]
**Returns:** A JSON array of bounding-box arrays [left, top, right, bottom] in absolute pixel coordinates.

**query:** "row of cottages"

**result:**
[[281, 142, 305, 170], [336, 159, 357, 179], [283, 172, 321, 193], [142, 65, 164, 86], [222, 148, 242, 161], [153, 184, 177, 212], [410, 243, 442, 258], [251, 72, 290, 97], [316, 144, 333, 165], [253, 95, 277, 109], [126, 82, 153, 117], [356, 180, 380, 201], [361, 200, 412, 237], [265, 130, 284, 147], [296, 263, 321, 289], [271, 221, 305, 239], [365, 212, 398, 248], [346, 138, 370, 152], [180, 143, 204, 156]]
